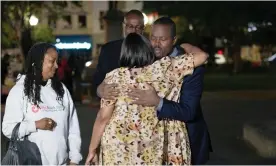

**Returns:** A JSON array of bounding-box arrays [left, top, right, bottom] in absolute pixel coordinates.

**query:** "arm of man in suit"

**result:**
[[127, 65, 205, 122], [127, 44, 206, 122], [157, 66, 205, 122], [92, 45, 120, 100]]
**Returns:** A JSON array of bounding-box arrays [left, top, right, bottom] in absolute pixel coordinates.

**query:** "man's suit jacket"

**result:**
[[157, 46, 212, 164], [92, 39, 124, 95]]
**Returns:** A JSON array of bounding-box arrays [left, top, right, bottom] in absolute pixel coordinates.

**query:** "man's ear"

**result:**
[[173, 36, 177, 45]]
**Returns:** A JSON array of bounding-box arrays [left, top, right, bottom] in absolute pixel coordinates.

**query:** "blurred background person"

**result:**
[[58, 56, 73, 96], [92, 9, 145, 97]]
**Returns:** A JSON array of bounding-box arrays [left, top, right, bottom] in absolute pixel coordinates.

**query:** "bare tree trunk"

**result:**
[[232, 48, 242, 74], [12, 14, 24, 56], [232, 34, 243, 74], [20, 28, 33, 59]]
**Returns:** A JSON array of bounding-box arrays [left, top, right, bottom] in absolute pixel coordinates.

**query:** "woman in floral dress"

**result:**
[[85, 33, 208, 165]]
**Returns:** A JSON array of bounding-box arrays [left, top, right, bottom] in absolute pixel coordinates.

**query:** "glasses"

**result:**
[[123, 22, 144, 31]]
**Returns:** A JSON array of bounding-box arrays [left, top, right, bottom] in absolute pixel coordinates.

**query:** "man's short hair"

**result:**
[[153, 17, 176, 38], [124, 9, 144, 23]]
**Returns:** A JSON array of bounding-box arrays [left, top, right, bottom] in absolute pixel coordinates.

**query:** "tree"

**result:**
[[144, 1, 275, 39], [143, 1, 276, 72], [33, 25, 55, 43], [171, 16, 189, 38], [1, 1, 81, 57], [1, 22, 18, 48]]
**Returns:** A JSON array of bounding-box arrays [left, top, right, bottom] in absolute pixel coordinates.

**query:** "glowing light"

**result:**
[[189, 24, 193, 31], [268, 54, 276, 62], [29, 15, 39, 26], [148, 15, 154, 24], [85, 61, 93, 67], [217, 50, 223, 55], [56, 38, 60, 43], [55, 42, 91, 49], [215, 53, 226, 64], [143, 13, 148, 25], [248, 22, 257, 32]]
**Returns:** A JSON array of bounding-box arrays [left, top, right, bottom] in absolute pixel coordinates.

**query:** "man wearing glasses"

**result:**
[[93, 9, 144, 97]]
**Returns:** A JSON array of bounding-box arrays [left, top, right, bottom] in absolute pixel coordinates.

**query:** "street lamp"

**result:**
[[189, 24, 193, 31], [142, 13, 148, 25], [142, 12, 158, 25], [29, 15, 39, 26]]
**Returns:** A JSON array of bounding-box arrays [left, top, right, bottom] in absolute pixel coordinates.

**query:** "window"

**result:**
[[62, 15, 72, 29], [99, 11, 105, 30], [78, 15, 87, 28]]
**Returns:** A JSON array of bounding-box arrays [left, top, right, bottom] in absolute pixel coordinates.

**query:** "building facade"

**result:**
[[39, 1, 143, 60]]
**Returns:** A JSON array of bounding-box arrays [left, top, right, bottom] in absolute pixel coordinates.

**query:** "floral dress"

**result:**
[[99, 54, 194, 165]]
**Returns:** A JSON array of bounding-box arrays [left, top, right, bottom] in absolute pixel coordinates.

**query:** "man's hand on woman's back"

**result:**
[[127, 83, 161, 107], [97, 82, 119, 100]]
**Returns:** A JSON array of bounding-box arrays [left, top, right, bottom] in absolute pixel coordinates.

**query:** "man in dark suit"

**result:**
[[92, 9, 145, 97], [127, 17, 213, 165]]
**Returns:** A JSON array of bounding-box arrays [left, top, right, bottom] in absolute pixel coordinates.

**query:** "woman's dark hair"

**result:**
[[119, 33, 156, 68], [21, 42, 64, 106]]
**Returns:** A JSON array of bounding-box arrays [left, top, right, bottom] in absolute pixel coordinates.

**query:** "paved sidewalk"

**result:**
[[1, 91, 276, 164], [202, 92, 276, 164], [213, 90, 276, 100], [243, 121, 276, 158]]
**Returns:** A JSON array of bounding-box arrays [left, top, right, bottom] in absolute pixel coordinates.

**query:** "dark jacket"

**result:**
[[92, 39, 124, 95], [157, 46, 212, 164]]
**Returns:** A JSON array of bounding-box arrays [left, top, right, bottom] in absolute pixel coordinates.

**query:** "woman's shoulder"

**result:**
[[61, 83, 69, 93], [5, 82, 24, 101], [107, 68, 121, 76], [8, 83, 24, 94], [105, 67, 129, 83], [106, 68, 123, 78], [146, 56, 173, 73]]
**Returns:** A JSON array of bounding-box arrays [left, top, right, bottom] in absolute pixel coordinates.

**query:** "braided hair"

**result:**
[[21, 42, 64, 106]]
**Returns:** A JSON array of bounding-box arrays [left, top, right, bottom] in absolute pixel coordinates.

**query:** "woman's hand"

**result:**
[[35, 118, 56, 131], [180, 43, 203, 53], [180, 43, 208, 67], [85, 150, 98, 165]]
